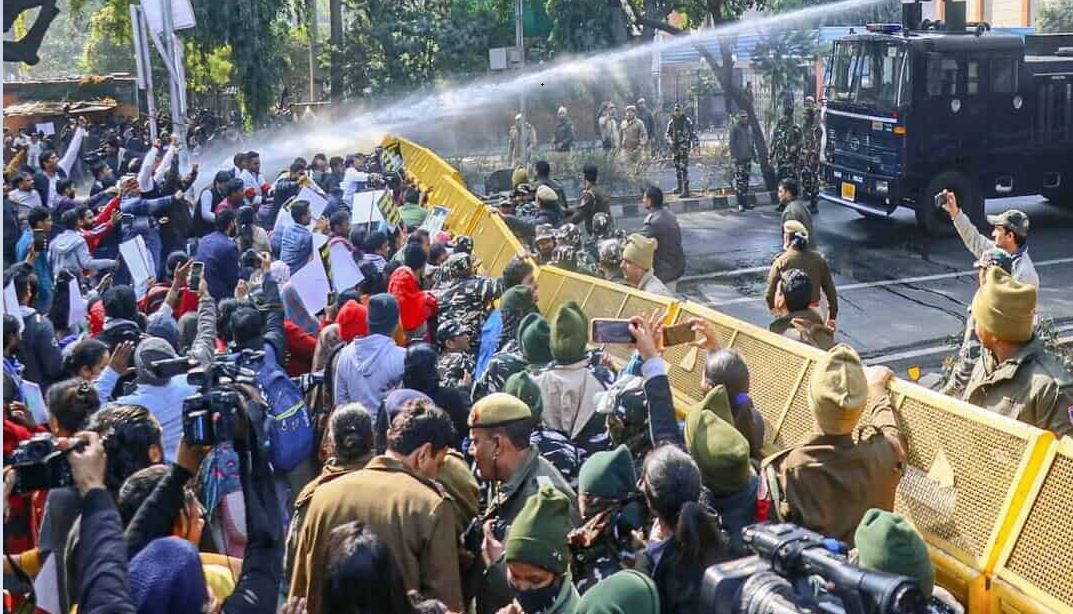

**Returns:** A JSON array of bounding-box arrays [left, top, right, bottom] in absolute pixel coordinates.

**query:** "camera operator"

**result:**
[[760, 345, 905, 544], [114, 270, 219, 461]]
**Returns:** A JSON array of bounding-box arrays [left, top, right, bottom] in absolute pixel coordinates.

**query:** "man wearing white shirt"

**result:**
[[240, 150, 267, 207], [33, 119, 86, 208], [341, 153, 370, 205]]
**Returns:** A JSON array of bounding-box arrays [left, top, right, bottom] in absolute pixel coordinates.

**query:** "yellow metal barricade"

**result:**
[[992, 437, 1073, 614], [386, 133, 1072, 613]]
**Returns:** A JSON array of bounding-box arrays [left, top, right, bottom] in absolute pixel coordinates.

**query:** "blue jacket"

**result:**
[[116, 375, 199, 463], [195, 231, 240, 301], [475, 308, 503, 380], [280, 224, 314, 273]]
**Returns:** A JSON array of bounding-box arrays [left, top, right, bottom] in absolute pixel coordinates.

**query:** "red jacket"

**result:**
[[3, 418, 46, 553], [81, 195, 121, 254], [284, 319, 319, 377], [388, 266, 437, 332]]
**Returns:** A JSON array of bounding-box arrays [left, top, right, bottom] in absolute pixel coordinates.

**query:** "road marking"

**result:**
[[697, 257, 1073, 306], [865, 322, 1073, 364], [680, 265, 770, 282]]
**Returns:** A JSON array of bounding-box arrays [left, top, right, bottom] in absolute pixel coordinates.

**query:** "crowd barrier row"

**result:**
[[381, 135, 1072, 614]]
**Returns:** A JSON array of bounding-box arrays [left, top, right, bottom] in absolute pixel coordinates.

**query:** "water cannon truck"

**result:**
[[819, 0, 1073, 234]]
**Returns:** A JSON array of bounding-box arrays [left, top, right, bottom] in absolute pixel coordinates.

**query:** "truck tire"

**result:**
[[916, 171, 982, 236]]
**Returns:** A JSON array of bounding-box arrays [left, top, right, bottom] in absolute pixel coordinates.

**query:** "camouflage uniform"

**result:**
[[799, 99, 823, 213], [597, 238, 626, 283], [534, 224, 557, 265], [437, 253, 502, 342], [569, 502, 647, 595], [531, 427, 586, 490], [665, 108, 698, 196], [472, 351, 527, 400], [770, 111, 803, 185], [728, 114, 755, 209], [438, 351, 476, 390]]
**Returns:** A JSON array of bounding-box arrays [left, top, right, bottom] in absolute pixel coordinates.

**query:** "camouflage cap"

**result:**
[[452, 235, 474, 254], [556, 223, 582, 247], [986, 209, 1030, 239], [436, 319, 466, 344], [592, 212, 613, 236], [973, 247, 1014, 274], [512, 183, 535, 198], [535, 224, 556, 243], [597, 238, 625, 265], [469, 392, 532, 428], [444, 252, 473, 279]]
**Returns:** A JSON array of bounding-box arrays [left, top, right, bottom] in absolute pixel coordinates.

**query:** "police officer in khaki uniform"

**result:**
[[761, 345, 905, 544], [963, 268, 1073, 437], [468, 393, 580, 614], [764, 220, 839, 333]]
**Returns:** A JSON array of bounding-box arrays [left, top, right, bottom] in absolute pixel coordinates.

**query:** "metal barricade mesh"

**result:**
[[536, 270, 565, 315], [583, 284, 629, 320], [770, 360, 816, 450], [1001, 444, 1073, 610], [471, 217, 506, 277], [891, 394, 1030, 567], [551, 271, 593, 311]]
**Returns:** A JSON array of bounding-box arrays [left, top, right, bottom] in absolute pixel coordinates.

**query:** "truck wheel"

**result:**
[[916, 171, 981, 236]]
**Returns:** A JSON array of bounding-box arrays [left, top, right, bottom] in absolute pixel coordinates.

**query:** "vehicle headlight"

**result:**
[[875, 180, 889, 194]]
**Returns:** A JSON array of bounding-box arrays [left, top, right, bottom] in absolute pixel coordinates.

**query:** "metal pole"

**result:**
[[131, 6, 159, 141], [515, 0, 527, 169], [160, 0, 185, 143]]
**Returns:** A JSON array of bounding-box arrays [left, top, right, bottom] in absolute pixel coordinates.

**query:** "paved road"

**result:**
[[624, 195, 1073, 377]]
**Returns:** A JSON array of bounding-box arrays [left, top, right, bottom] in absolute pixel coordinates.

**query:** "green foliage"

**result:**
[[80, 2, 135, 75], [546, 0, 621, 53], [751, 28, 820, 119], [1037, 0, 1073, 33], [687, 67, 720, 101], [17, 0, 88, 78], [182, 42, 233, 94]]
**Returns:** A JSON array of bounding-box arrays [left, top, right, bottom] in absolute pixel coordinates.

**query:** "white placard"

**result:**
[[352, 190, 386, 225], [35, 122, 55, 136], [272, 197, 316, 235], [68, 280, 87, 331], [140, 0, 196, 33], [119, 236, 153, 299], [22, 381, 48, 425], [290, 252, 331, 316], [298, 185, 329, 219], [329, 244, 365, 292], [4, 282, 24, 333]]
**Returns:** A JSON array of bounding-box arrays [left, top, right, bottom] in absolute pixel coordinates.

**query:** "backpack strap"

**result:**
[[758, 448, 794, 523]]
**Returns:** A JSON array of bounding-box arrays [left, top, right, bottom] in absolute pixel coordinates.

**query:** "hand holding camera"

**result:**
[[936, 189, 959, 218], [67, 432, 106, 497]]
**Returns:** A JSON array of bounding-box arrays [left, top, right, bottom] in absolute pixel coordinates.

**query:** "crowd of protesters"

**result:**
[[1, 126, 1069, 614]]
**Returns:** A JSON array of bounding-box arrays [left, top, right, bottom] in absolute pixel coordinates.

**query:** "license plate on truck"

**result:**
[[841, 182, 856, 201]]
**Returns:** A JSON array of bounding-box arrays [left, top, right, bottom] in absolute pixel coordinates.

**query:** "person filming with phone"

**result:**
[[939, 190, 1039, 287]]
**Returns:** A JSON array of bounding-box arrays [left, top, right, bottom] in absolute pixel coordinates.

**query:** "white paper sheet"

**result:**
[[352, 190, 386, 225], [329, 244, 365, 292], [298, 185, 329, 219], [290, 253, 331, 316], [36, 122, 56, 136], [420, 206, 449, 235], [272, 197, 316, 235], [68, 279, 87, 331], [119, 236, 153, 299], [4, 282, 23, 333]]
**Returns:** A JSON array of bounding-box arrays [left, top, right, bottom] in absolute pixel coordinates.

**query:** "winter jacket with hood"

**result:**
[[388, 266, 437, 333], [332, 334, 406, 428], [49, 229, 116, 280]]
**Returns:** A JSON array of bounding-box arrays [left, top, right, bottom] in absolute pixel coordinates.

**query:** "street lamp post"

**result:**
[[515, 0, 527, 169]]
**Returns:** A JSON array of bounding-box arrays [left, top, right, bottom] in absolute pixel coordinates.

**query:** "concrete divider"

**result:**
[[384, 134, 1069, 614]]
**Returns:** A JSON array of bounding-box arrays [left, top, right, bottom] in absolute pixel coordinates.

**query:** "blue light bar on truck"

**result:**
[[865, 23, 903, 34]]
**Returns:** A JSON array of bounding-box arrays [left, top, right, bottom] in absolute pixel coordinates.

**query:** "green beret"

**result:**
[[855, 508, 934, 598], [684, 385, 751, 496], [550, 301, 589, 365], [469, 393, 532, 428], [505, 486, 572, 573], [578, 445, 638, 500], [576, 570, 660, 614], [504, 371, 543, 423]]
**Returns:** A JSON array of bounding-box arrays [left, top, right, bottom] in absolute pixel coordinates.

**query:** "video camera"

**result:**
[[701, 523, 928, 614], [151, 350, 264, 447], [7, 434, 84, 494]]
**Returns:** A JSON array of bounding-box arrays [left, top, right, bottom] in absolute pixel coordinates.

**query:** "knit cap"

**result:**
[[366, 293, 400, 337], [683, 385, 751, 495], [550, 301, 588, 364], [578, 445, 638, 500], [337, 300, 368, 342], [517, 313, 553, 366], [504, 371, 543, 422], [505, 486, 572, 573], [809, 344, 868, 436], [622, 233, 657, 270], [536, 185, 558, 203], [855, 509, 935, 598], [129, 537, 207, 614], [501, 285, 537, 316], [576, 570, 660, 614], [972, 267, 1036, 342]]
